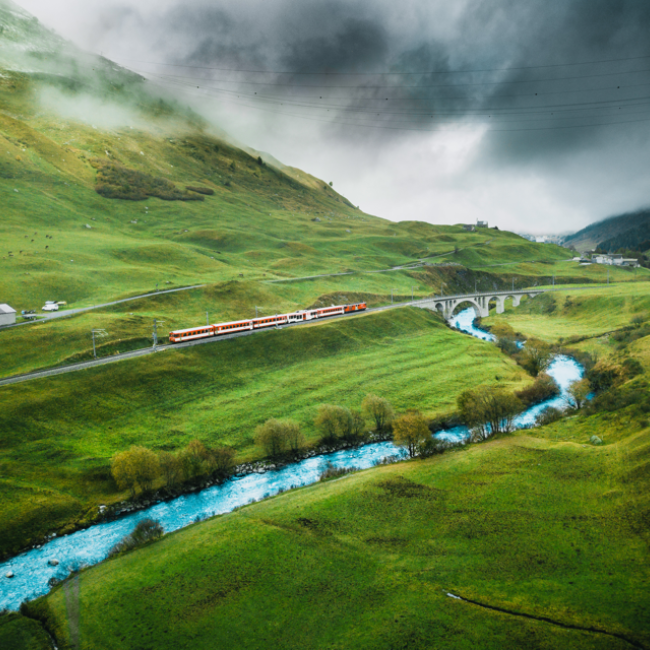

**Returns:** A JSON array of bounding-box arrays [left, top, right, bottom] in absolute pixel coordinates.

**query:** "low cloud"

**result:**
[[15, 0, 650, 232]]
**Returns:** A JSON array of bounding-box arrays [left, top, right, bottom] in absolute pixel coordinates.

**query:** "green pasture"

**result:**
[[0, 614, 51, 650], [0, 307, 530, 557], [26, 418, 650, 650], [485, 283, 650, 343]]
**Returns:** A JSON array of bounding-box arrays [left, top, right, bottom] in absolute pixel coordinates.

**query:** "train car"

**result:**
[[168, 324, 216, 344], [215, 320, 254, 335], [168, 302, 367, 343]]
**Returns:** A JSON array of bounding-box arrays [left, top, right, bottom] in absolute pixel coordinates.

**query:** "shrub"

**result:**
[[458, 386, 524, 440], [586, 362, 623, 393], [319, 462, 356, 481], [186, 186, 215, 195], [111, 446, 161, 496], [516, 372, 560, 407], [567, 378, 591, 410], [418, 437, 449, 457], [315, 405, 352, 445], [519, 339, 553, 377], [255, 419, 289, 458], [179, 439, 213, 479], [524, 293, 557, 315], [362, 394, 394, 432], [94, 161, 204, 202], [107, 519, 163, 558], [213, 446, 237, 479], [622, 357, 644, 380], [392, 411, 431, 458], [497, 337, 520, 356], [346, 410, 368, 446], [158, 451, 182, 487], [536, 407, 564, 427]]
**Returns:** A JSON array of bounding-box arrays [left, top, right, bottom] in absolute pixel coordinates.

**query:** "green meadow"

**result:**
[[485, 282, 650, 343], [0, 307, 530, 558], [2, 24, 650, 649], [25, 419, 650, 650]]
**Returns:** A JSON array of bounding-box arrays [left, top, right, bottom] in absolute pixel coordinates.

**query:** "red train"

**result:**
[[169, 302, 367, 344]]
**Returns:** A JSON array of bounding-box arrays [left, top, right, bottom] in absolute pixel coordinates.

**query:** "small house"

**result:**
[[0, 304, 16, 326]]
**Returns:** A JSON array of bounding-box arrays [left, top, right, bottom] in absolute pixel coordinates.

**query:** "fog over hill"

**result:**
[[14, 0, 650, 232]]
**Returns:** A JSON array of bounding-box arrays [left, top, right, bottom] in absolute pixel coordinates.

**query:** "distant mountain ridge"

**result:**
[[562, 208, 650, 253]]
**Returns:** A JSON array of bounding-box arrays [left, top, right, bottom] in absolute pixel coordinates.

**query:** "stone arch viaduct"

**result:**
[[412, 289, 545, 320]]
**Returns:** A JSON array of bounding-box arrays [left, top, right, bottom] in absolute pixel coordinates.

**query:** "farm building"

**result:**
[[0, 304, 16, 326]]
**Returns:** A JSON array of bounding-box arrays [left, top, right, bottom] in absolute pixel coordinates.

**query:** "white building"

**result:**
[[0, 304, 16, 326], [592, 254, 639, 267]]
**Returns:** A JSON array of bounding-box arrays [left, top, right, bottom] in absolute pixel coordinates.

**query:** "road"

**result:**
[[0, 285, 206, 331]]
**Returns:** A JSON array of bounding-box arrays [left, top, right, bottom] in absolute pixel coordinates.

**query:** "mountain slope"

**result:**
[[563, 208, 650, 253]]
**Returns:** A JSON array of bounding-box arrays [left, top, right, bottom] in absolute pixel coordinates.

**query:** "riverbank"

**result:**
[[24, 416, 650, 650], [0, 307, 530, 561]]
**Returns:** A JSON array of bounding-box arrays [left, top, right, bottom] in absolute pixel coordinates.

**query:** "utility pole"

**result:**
[[552, 275, 555, 287], [91, 329, 107, 359], [153, 319, 164, 350]]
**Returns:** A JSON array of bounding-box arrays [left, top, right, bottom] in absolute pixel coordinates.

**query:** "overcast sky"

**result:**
[[17, 0, 650, 233]]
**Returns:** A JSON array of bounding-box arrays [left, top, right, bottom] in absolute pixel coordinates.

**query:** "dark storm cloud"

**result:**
[[18, 0, 650, 231], [131, 0, 650, 156], [280, 18, 388, 74]]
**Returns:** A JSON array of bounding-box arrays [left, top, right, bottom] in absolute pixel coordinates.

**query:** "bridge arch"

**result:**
[[449, 298, 485, 319], [483, 293, 523, 314]]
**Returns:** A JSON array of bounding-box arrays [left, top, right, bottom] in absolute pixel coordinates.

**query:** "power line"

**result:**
[[126, 64, 650, 90], [114, 53, 650, 76], [141, 67, 650, 99], [143, 68, 650, 97], [143, 70, 650, 119], [159, 82, 650, 132]]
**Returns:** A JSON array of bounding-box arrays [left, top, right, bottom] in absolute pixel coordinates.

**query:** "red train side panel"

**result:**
[[169, 303, 367, 343]]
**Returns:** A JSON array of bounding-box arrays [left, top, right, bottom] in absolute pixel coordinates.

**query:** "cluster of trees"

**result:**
[[492, 322, 556, 378], [516, 372, 560, 407], [111, 440, 236, 497], [254, 394, 396, 459], [314, 394, 395, 447], [457, 386, 523, 441]]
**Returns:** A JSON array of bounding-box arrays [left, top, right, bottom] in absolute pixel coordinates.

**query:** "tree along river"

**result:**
[[0, 308, 584, 610]]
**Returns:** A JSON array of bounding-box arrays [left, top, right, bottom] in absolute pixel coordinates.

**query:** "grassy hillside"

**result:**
[[25, 418, 650, 650], [563, 208, 650, 254], [0, 614, 51, 650], [4, 1, 650, 385], [0, 307, 531, 557], [19, 284, 650, 649], [484, 283, 650, 343]]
